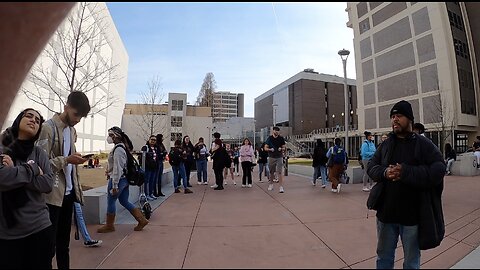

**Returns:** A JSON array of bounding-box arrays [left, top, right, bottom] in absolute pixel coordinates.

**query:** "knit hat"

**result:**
[[390, 100, 414, 122]]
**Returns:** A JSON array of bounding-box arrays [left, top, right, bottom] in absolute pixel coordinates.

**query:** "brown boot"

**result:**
[[97, 213, 115, 233], [130, 208, 148, 231]]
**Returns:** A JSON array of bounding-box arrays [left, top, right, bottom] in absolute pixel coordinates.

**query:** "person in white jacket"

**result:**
[[239, 138, 255, 187]]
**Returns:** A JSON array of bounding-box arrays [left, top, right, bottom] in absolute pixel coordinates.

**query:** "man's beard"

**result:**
[[392, 121, 410, 136], [65, 113, 75, 127]]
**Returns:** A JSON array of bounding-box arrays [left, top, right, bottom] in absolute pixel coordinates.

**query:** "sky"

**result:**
[[106, 2, 356, 118]]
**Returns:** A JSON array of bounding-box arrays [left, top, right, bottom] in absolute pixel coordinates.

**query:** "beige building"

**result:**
[[122, 93, 212, 151], [212, 91, 244, 123], [2, 2, 128, 153], [346, 2, 480, 152]]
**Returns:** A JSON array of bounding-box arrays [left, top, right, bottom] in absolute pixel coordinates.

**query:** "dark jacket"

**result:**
[[211, 146, 228, 170], [367, 132, 446, 249], [258, 148, 269, 164], [140, 144, 158, 170], [445, 148, 456, 161], [312, 145, 328, 167]]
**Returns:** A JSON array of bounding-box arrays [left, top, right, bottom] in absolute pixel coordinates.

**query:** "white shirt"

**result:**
[[63, 126, 73, 195]]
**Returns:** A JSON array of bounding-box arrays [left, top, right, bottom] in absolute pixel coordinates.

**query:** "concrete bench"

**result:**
[[81, 168, 173, 224], [288, 164, 363, 184], [451, 153, 480, 177]]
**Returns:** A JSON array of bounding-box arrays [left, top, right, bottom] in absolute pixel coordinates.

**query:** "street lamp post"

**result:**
[[272, 103, 278, 127], [338, 48, 350, 157]]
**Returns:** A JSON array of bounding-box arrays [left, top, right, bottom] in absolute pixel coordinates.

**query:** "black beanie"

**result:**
[[390, 100, 414, 122]]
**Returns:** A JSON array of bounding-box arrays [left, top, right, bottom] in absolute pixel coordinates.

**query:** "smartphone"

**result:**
[[82, 153, 94, 159]]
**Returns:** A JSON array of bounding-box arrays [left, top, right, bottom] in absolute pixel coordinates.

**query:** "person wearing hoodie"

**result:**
[[0, 108, 54, 268], [361, 131, 376, 191]]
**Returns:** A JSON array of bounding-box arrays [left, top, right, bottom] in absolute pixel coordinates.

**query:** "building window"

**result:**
[[172, 100, 183, 111], [170, 133, 182, 142], [448, 10, 464, 31], [171, 116, 182, 127], [453, 38, 469, 59]]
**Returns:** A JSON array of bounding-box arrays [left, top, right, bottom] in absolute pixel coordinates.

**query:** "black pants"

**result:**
[[214, 167, 224, 188], [48, 193, 75, 269], [185, 160, 192, 184], [241, 161, 253, 185], [0, 225, 54, 269]]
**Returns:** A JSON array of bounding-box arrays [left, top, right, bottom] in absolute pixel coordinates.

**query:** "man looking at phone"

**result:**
[[37, 91, 91, 269]]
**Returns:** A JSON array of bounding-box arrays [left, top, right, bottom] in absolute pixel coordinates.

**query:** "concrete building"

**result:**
[[212, 91, 244, 123], [2, 2, 128, 153], [122, 93, 212, 151], [209, 117, 255, 147], [346, 2, 480, 152], [254, 69, 357, 137]]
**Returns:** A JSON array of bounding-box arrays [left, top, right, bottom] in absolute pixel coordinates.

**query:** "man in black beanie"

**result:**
[[366, 99, 446, 269]]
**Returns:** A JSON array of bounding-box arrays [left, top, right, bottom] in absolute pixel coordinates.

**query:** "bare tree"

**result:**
[[425, 92, 455, 152], [22, 2, 120, 115], [133, 76, 168, 140], [195, 72, 217, 109]]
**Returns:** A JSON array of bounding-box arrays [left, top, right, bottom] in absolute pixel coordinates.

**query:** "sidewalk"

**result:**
[[67, 167, 480, 269]]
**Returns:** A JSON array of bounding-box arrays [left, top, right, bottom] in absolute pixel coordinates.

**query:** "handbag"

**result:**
[[418, 189, 445, 250], [366, 181, 384, 211]]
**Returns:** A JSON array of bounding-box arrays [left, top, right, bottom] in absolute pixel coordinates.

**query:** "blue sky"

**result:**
[[106, 2, 355, 117]]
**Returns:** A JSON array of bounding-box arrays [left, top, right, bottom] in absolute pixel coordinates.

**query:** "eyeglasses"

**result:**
[[150, 139, 157, 141], [23, 112, 41, 125]]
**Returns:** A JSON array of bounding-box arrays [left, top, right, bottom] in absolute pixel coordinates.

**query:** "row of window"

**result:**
[[453, 38, 469, 59], [171, 100, 183, 111], [448, 10, 464, 31], [170, 133, 182, 142]]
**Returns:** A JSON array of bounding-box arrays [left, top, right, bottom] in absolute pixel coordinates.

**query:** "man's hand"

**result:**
[[386, 163, 402, 181], [1, 154, 13, 167], [110, 188, 118, 196], [66, 153, 88, 165]]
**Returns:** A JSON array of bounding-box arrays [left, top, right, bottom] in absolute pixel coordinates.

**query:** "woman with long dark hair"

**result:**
[[182, 135, 195, 187], [97, 126, 148, 233], [0, 108, 54, 269]]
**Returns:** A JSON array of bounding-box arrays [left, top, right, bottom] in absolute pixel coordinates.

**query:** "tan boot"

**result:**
[[130, 208, 148, 231], [97, 213, 115, 233]]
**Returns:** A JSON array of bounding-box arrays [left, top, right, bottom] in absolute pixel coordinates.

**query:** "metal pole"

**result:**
[[343, 58, 349, 157]]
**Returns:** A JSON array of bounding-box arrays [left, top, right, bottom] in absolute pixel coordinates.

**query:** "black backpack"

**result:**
[[113, 144, 145, 187], [168, 148, 182, 166]]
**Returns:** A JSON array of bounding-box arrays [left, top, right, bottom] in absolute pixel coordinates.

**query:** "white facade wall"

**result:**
[[3, 2, 128, 154]]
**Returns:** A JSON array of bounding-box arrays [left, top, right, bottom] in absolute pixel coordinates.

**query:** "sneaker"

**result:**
[[247, 184, 252, 188], [197, 181, 202, 185], [203, 182, 208, 185], [84, 240, 102, 247], [242, 184, 246, 188], [268, 184, 274, 191], [150, 194, 158, 200], [279, 186, 284, 193], [184, 188, 193, 194], [174, 188, 181, 193], [224, 181, 227, 185], [259, 179, 264, 183], [211, 184, 218, 188], [214, 186, 224, 190], [273, 179, 279, 183], [146, 195, 155, 201], [362, 187, 370, 192], [331, 188, 337, 193], [321, 184, 326, 188], [311, 181, 316, 186], [337, 184, 342, 194], [234, 181, 237, 185]]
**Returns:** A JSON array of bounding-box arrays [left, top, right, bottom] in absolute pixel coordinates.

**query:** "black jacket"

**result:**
[[367, 132, 445, 249], [312, 145, 328, 167]]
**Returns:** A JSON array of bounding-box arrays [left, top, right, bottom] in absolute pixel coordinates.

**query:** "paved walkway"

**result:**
[[67, 166, 480, 269]]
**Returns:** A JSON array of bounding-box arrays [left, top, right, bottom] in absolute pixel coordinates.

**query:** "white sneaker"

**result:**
[[259, 179, 264, 183], [337, 184, 342, 193], [247, 184, 252, 188], [279, 186, 284, 193], [321, 184, 326, 188], [268, 184, 274, 191], [311, 181, 316, 186], [331, 188, 337, 193], [203, 182, 208, 185], [224, 181, 227, 185], [234, 181, 237, 185], [211, 184, 218, 188], [362, 187, 370, 192], [197, 181, 202, 185], [242, 184, 246, 188]]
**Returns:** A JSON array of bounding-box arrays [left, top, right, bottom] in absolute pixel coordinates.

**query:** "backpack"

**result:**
[[113, 144, 145, 186], [332, 145, 346, 164], [168, 148, 182, 166]]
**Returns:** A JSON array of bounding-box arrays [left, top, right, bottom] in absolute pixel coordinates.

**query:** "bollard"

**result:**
[[284, 156, 289, 176]]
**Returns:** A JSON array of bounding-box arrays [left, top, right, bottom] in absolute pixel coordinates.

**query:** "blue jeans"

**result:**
[[107, 177, 136, 214], [73, 202, 92, 242], [258, 162, 270, 180], [196, 159, 208, 183], [376, 219, 420, 269], [172, 163, 187, 189], [144, 168, 157, 196], [313, 165, 327, 186]]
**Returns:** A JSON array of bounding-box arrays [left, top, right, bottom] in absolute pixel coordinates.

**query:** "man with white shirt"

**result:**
[[37, 91, 90, 269]]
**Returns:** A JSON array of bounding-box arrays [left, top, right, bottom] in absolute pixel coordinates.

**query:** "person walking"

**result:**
[[37, 91, 90, 269], [73, 202, 102, 247], [367, 100, 446, 269], [194, 137, 209, 185], [312, 138, 328, 188], [0, 108, 54, 269], [326, 138, 348, 194], [140, 135, 159, 201], [170, 139, 193, 194], [182, 135, 195, 187], [240, 138, 254, 187], [265, 127, 286, 193], [233, 146, 240, 176], [97, 126, 149, 234], [154, 134, 167, 197], [444, 143, 456, 175], [257, 142, 270, 183], [361, 131, 376, 191]]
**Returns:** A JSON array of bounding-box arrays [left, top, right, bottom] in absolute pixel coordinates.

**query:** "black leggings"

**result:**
[[0, 225, 54, 269], [241, 161, 252, 185]]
